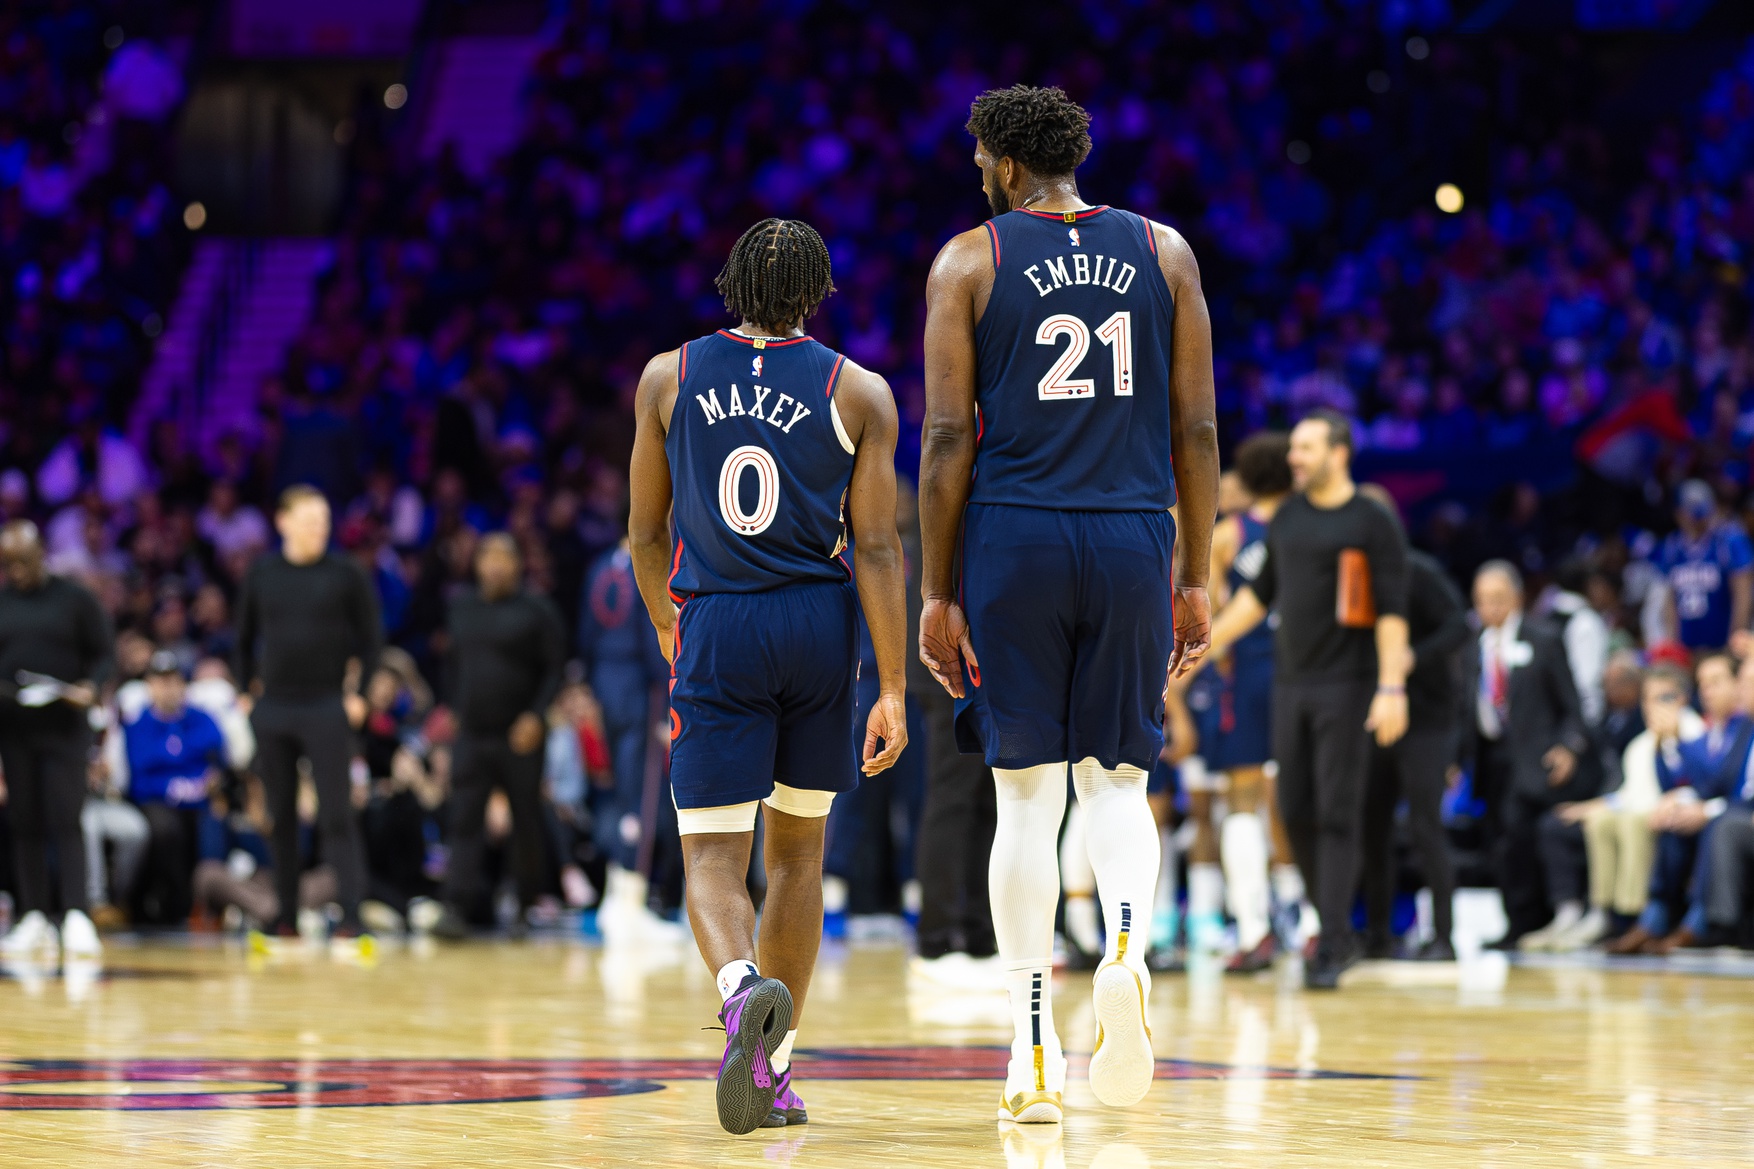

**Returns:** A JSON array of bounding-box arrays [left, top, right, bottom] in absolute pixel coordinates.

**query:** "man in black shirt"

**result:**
[[434, 532, 565, 937], [235, 486, 383, 941], [1357, 485, 1470, 961], [0, 520, 113, 960], [1210, 412, 1410, 988]]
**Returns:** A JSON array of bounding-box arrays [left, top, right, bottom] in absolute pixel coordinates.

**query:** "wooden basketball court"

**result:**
[[2, 937, 1749, 1167]]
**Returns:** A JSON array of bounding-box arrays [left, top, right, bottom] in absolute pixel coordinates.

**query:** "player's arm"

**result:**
[[626, 350, 682, 663], [917, 227, 992, 699], [1208, 587, 1267, 659], [1153, 221, 1219, 677], [1208, 513, 1239, 611], [1733, 565, 1753, 637], [839, 362, 909, 777]]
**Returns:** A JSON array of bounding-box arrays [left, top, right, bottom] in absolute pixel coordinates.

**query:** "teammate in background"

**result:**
[[1179, 475, 1251, 958], [626, 219, 909, 1136], [919, 86, 1218, 1121], [1205, 432, 1299, 974]]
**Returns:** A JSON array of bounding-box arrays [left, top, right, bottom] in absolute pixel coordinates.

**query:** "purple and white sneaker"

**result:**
[[715, 973, 793, 1134], [759, 1066, 808, 1127]]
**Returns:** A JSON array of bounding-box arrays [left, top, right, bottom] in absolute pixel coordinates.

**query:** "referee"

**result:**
[[1209, 411, 1410, 989], [235, 486, 382, 939], [0, 520, 113, 958], [433, 533, 565, 938]]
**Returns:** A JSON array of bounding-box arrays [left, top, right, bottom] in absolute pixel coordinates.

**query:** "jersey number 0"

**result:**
[[1036, 311, 1134, 400], [718, 445, 780, 536]]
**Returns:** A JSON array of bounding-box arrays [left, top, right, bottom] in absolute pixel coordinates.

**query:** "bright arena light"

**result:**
[[182, 201, 207, 230], [384, 83, 408, 110], [1434, 183, 1464, 213]]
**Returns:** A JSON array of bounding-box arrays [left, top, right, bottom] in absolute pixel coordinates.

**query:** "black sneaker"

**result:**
[[1303, 942, 1359, 991], [1227, 934, 1278, 974], [1145, 945, 1186, 973], [430, 905, 470, 941], [1413, 937, 1456, 962]]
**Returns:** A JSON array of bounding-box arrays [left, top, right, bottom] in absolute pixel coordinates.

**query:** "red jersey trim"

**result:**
[[677, 339, 690, 383], [984, 220, 1001, 268], [1017, 205, 1110, 221], [825, 353, 847, 399], [666, 538, 686, 604], [714, 330, 814, 348]]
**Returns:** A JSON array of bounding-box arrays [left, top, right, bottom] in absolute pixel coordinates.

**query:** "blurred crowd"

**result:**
[[1, 1, 1753, 957]]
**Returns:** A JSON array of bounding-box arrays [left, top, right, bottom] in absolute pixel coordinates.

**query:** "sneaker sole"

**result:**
[[717, 978, 792, 1135], [996, 1092, 1064, 1124], [1088, 963, 1154, 1107]]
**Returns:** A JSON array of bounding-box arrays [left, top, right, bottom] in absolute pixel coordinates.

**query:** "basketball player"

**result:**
[[919, 86, 1218, 1121], [626, 219, 909, 1135], [1204, 431, 1299, 974]]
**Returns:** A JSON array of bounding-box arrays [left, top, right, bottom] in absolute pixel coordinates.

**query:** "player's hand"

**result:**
[[343, 693, 368, 729], [1543, 744, 1576, 785], [653, 603, 679, 666], [919, 596, 978, 699], [65, 682, 98, 709], [1168, 585, 1210, 680], [508, 711, 545, 755], [1365, 689, 1408, 747], [862, 690, 908, 776]]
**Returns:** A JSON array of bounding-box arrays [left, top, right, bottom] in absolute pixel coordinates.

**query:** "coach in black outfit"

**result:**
[[236, 486, 383, 936], [1357, 485, 1469, 961], [1209, 411, 1410, 989], [1466, 560, 1591, 948], [0, 521, 112, 939], [434, 532, 565, 937]]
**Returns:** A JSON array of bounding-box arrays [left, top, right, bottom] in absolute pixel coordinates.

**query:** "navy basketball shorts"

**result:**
[[954, 503, 1175, 772], [1213, 652, 1274, 770], [670, 580, 860, 810]]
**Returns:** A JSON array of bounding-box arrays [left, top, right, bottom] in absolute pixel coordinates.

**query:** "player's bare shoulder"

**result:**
[[927, 224, 997, 299], [827, 355, 897, 447], [635, 347, 683, 428], [1146, 218, 1203, 300]]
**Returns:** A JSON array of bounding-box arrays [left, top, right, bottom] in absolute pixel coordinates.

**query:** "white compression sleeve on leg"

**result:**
[[1060, 798, 1101, 954], [1071, 758, 1159, 970], [990, 762, 1067, 1072], [1221, 812, 1271, 951]]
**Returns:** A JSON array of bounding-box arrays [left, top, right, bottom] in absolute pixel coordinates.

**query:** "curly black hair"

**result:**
[[1234, 431, 1293, 497], [966, 85, 1092, 176], [715, 218, 836, 332]]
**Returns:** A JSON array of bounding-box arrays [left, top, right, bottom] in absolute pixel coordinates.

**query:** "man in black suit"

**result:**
[[1470, 560, 1594, 948]]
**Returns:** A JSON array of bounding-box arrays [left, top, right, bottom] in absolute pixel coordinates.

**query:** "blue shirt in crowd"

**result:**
[[1658, 522, 1754, 649], [124, 704, 226, 807]]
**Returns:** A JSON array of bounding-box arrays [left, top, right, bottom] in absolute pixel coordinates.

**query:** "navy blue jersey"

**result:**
[[667, 330, 856, 598], [970, 206, 1177, 511], [1657, 523, 1754, 649], [1228, 508, 1275, 664]]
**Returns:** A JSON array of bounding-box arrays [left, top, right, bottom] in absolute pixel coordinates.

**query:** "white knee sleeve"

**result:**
[[1072, 758, 1159, 965], [1222, 812, 1271, 950], [991, 762, 1067, 1062], [674, 800, 759, 835], [764, 784, 834, 818]]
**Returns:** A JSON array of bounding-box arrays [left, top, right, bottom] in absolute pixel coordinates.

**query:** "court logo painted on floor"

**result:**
[[0, 1051, 1409, 1110]]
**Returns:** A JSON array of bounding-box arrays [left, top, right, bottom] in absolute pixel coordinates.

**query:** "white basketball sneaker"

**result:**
[[61, 910, 102, 958], [1088, 957, 1154, 1107], [2, 910, 59, 958]]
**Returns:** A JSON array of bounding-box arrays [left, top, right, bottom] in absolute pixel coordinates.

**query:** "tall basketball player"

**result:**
[[919, 86, 1218, 1122], [627, 219, 909, 1135], [1204, 431, 1299, 974]]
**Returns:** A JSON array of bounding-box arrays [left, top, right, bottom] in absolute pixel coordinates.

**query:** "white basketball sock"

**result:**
[[1064, 894, 1101, 955], [773, 1029, 798, 1073], [1188, 863, 1225, 921], [991, 763, 1067, 1072], [1060, 799, 1101, 953], [716, 959, 759, 1001], [1272, 863, 1306, 909], [1221, 813, 1271, 950], [1071, 758, 1159, 972]]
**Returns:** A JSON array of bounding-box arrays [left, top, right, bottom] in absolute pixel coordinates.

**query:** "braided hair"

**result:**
[[715, 218, 836, 333]]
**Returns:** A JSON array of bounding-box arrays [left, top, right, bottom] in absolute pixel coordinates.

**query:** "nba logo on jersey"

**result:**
[[752, 355, 763, 377], [1068, 227, 1081, 246]]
